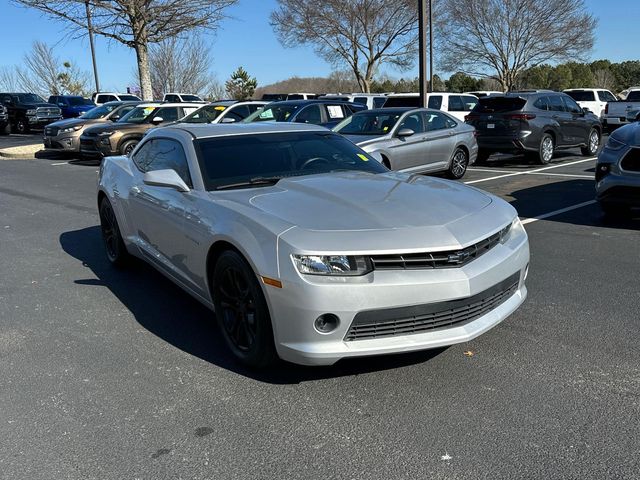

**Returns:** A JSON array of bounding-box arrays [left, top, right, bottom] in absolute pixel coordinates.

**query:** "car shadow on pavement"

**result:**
[[508, 178, 639, 229], [60, 226, 445, 385], [480, 150, 585, 169]]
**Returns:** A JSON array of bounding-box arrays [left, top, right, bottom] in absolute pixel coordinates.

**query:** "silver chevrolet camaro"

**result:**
[[333, 107, 478, 179], [97, 123, 529, 367]]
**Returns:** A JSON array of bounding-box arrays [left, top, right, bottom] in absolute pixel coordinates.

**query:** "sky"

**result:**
[[1, 0, 639, 92]]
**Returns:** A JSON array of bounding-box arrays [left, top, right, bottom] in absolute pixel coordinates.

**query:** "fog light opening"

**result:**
[[314, 314, 340, 334]]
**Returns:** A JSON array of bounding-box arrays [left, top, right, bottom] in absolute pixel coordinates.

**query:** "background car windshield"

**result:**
[[183, 105, 226, 123], [118, 94, 140, 101], [473, 97, 527, 113], [16, 93, 46, 103], [80, 104, 116, 119], [626, 91, 640, 101], [195, 132, 387, 190], [334, 111, 403, 135], [118, 106, 156, 123], [244, 104, 298, 122], [66, 97, 94, 106], [565, 91, 595, 102], [180, 94, 202, 102]]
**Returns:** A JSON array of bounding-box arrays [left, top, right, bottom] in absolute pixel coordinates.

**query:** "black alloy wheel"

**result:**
[[213, 251, 276, 368], [15, 118, 29, 134], [581, 128, 600, 156], [99, 197, 130, 267], [121, 140, 138, 156], [447, 148, 469, 179]]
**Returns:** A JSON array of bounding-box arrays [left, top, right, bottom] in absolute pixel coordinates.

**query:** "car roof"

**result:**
[[354, 107, 416, 114], [265, 99, 358, 107], [164, 122, 329, 139], [137, 102, 204, 108]]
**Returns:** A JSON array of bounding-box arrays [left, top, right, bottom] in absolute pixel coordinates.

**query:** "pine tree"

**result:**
[[225, 67, 258, 100]]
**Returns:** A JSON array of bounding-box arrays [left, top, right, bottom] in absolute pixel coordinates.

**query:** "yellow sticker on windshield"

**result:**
[[214, 106, 226, 111], [383, 126, 389, 132], [357, 153, 369, 161]]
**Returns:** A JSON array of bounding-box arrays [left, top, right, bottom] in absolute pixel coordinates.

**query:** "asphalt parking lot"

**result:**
[[1, 136, 639, 479]]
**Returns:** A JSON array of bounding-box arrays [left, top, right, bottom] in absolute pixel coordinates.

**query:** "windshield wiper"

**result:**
[[214, 176, 283, 191]]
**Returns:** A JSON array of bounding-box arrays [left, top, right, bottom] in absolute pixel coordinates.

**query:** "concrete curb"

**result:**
[[0, 144, 43, 159]]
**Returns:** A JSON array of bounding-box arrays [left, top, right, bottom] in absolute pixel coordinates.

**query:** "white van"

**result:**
[[92, 92, 142, 105], [383, 93, 479, 121], [563, 88, 617, 119]]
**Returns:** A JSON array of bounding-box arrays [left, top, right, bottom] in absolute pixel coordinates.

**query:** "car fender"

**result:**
[[117, 133, 143, 151]]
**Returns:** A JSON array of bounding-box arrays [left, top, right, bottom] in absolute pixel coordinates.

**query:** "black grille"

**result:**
[[344, 272, 520, 341], [621, 148, 640, 172], [370, 224, 510, 270]]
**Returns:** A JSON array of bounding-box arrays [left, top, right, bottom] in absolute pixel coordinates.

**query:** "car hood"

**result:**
[[48, 117, 103, 129], [610, 122, 640, 146], [24, 102, 58, 108], [212, 171, 514, 252], [84, 122, 142, 134], [341, 134, 387, 146]]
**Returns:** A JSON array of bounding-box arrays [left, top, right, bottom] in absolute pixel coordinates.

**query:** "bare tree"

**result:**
[[15, 41, 89, 97], [271, 0, 420, 93], [438, 0, 596, 91], [0, 67, 20, 91], [150, 36, 216, 98], [13, 0, 238, 100]]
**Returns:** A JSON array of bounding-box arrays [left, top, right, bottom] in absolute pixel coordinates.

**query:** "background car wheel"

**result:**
[[446, 148, 469, 179], [212, 250, 277, 368], [581, 129, 600, 156], [15, 118, 30, 134], [99, 197, 130, 267], [120, 140, 138, 156], [475, 150, 491, 165], [537, 133, 554, 164], [1, 123, 10, 135]]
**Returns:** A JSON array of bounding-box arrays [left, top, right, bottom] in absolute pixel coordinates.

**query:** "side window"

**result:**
[[398, 112, 425, 133], [462, 95, 479, 111], [548, 95, 566, 112], [133, 138, 192, 186], [106, 95, 117, 102], [598, 91, 616, 102], [427, 95, 443, 110], [224, 105, 250, 122], [424, 111, 452, 131], [448, 95, 465, 112], [294, 104, 323, 124], [181, 106, 200, 118], [373, 97, 387, 108], [325, 104, 346, 121], [248, 104, 263, 113], [562, 96, 582, 114], [49, 96, 57, 104], [96, 95, 106, 104], [353, 97, 368, 105], [166, 95, 179, 102], [1, 94, 12, 104], [155, 107, 179, 122], [534, 97, 549, 111]]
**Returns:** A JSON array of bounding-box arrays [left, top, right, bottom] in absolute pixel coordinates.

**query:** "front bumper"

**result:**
[[79, 135, 116, 157], [596, 146, 640, 207], [44, 134, 80, 152], [265, 224, 530, 366], [476, 133, 537, 153]]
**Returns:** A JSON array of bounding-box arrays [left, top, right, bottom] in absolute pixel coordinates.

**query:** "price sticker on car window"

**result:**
[[487, 123, 495, 129], [357, 153, 369, 161]]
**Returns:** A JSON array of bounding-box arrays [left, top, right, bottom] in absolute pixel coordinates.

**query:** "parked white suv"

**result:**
[[92, 92, 142, 105], [162, 92, 205, 103], [319, 93, 388, 110], [563, 88, 617, 119], [383, 93, 479, 121]]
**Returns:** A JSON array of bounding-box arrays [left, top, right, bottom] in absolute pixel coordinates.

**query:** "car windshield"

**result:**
[[180, 94, 202, 102], [626, 91, 640, 101], [16, 93, 46, 103], [243, 104, 299, 123], [334, 111, 403, 135], [195, 131, 387, 191], [118, 106, 157, 123], [183, 105, 227, 123], [66, 97, 94, 106], [80, 104, 117, 119], [118, 94, 141, 101], [565, 91, 595, 102]]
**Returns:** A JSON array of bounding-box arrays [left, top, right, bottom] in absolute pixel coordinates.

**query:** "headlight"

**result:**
[[26, 109, 36, 115], [98, 131, 115, 137], [499, 217, 521, 244], [292, 255, 372, 276], [59, 125, 83, 134], [605, 136, 626, 151]]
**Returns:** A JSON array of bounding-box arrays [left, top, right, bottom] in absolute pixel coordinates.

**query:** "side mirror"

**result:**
[[582, 107, 591, 114], [58, 103, 66, 107], [396, 128, 415, 138], [220, 117, 236, 123], [150, 116, 164, 125], [143, 169, 190, 192]]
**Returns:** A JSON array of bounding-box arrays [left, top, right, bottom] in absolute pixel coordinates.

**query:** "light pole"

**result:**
[[85, 0, 100, 93], [429, 0, 434, 93], [418, 0, 427, 107]]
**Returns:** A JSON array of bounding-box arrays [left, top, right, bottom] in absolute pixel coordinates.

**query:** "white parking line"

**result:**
[[520, 200, 597, 225], [51, 162, 69, 166], [469, 167, 593, 179], [464, 157, 597, 185]]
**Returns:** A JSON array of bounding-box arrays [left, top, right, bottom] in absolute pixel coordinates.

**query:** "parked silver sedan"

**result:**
[[97, 123, 529, 367], [333, 108, 478, 179]]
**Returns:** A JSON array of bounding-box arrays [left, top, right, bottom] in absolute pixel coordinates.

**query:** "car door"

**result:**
[[422, 111, 458, 171], [562, 95, 590, 144], [389, 111, 428, 171], [547, 95, 572, 145], [127, 138, 197, 285]]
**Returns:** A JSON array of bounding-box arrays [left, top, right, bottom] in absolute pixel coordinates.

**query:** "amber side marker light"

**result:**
[[261, 276, 283, 288]]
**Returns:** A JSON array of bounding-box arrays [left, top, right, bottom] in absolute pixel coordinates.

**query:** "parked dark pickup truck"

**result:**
[[0, 92, 62, 133]]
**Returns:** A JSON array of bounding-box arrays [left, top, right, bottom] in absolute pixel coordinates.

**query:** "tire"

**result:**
[[381, 156, 391, 169], [446, 147, 469, 179], [99, 197, 130, 267], [212, 250, 277, 368], [15, 118, 30, 134], [581, 128, 600, 156], [537, 133, 554, 164], [120, 140, 138, 156], [0, 123, 10, 135], [475, 150, 491, 165]]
